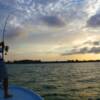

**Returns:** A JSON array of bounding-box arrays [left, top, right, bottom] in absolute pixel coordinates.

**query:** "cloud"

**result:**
[[0, 0, 100, 51], [61, 40, 100, 55], [84, 0, 100, 17], [93, 41, 100, 45], [6, 27, 23, 40], [87, 13, 100, 27], [62, 46, 100, 55], [0, 2, 12, 11], [0, 0, 18, 12], [62, 47, 88, 55], [83, 40, 100, 46], [89, 47, 100, 53], [40, 15, 65, 27], [17, 0, 58, 6], [0, 0, 89, 29]]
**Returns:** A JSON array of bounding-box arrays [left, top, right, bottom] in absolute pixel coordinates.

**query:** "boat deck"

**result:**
[[0, 85, 43, 100]]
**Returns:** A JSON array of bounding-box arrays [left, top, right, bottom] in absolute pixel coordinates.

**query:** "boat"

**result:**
[[0, 84, 43, 100]]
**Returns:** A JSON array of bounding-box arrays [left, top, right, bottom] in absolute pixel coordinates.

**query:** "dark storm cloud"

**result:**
[[40, 16, 65, 27], [87, 13, 100, 27]]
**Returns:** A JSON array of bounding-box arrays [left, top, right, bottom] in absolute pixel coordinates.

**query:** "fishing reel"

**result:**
[[0, 42, 9, 55], [5, 46, 9, 55]]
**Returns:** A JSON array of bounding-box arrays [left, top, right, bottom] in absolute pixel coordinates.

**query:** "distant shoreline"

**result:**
[[6, 60, 100, 64]]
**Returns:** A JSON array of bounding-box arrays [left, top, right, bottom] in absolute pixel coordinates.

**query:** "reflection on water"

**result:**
[[7, 62, 100, 100]]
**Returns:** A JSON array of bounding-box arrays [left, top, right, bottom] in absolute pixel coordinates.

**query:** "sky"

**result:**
[[0, 0, 100, 61]]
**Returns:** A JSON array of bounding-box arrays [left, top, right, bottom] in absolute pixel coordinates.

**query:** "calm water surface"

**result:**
[[6, 63, 100, 100]]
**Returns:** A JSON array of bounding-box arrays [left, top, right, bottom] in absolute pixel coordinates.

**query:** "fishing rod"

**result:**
[[2, 14, 10, 61], [1, 9, 23, 61]]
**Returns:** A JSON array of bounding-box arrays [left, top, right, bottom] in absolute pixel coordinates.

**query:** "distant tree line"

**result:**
[[6, 59, 100, 64]]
